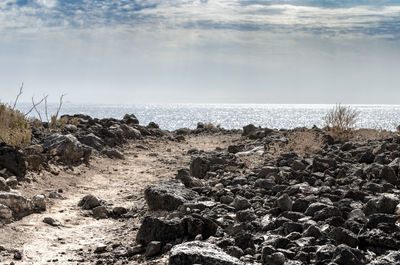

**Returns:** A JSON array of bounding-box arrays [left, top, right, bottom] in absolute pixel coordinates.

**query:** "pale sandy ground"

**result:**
[[0, 134, 239, 265]]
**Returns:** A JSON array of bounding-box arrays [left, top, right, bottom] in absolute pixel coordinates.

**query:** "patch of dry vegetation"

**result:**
[[0, 83, 67, 147], [352, 128, 394, 141], [266, 130, 323, 157], [323, 104, 359, 141], [0, 103, 31, 147], [284, 130, 323, 156]]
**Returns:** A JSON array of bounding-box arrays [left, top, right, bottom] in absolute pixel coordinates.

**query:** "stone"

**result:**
[[328, 227, 358, 248], [262, 252, 285, 265], [255, 179, 275, 190], [0, 192, 32, 219], [144, 180, 200, 211], [136, 216, 186, 245], [359, 152, 375, 164], [190, 157, 210, 179], [176, 169, 203, 188], [359, 229, 400, 249], [315, 244, 336, 262], [233, 196, 251, 211], [242, 124, 257, 137], [0, 177, 10, 191], [78, 194, 101, 210], [43, 217, 61, 226], [120, 124, 141, 139], [5, 176, 17, 189], [94, 243, 107, 253], [43, 134, 91, 164], [31, 194, 46, 212], [313, 206, 342, 221], [363, 196, 399, 216], [277, 193, 292, 212], [312, 156, 336, 172], [380, 166, 398, 185], [92, 206, 108, 219], [0, 143, 26, 179], [183, 214, 218, 239], [0, 203, 13, 220], [303, 225, 323, 238], [145, 241, 162, 257], [169, 241, 243, 265], [122, 114, 139, 125], [112, 206, 128, 217], [77, 133, 105, 151], [101, 148, 125, 159], [333, 244, 365, 265]]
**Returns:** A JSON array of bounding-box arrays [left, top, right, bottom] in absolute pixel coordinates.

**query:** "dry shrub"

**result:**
[[264, 130, 322, 158], [324, 104, 359, 141], [71, 117, 80, 127], [284, 130, 323, 156], [0, 103, 31, 147], [352, 128, 394, 141]]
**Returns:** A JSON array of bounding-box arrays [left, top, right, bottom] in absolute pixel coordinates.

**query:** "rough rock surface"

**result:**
[[0, 143, 26, 179], [144, 180, 200, 211], [169, 241, 243, 265], [43, 134, 91, 164]]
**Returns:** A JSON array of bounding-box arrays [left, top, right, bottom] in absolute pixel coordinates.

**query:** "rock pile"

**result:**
[[134, 126, 400, 264]]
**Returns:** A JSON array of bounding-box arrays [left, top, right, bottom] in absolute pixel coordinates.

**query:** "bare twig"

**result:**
[[54, 94, 66, 120], [44, 95, 49, 123], [24, 95, 47, 118], [12, 82, 23, 110]]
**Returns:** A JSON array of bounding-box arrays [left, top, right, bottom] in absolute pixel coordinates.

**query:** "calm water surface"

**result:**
[[16, 103, 400, 131]]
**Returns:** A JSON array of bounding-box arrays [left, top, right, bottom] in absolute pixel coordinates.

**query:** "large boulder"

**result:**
[[0, 143, 26, 179], [144, 180, 200, 211], [136, 216, 186, 245], [77, 133, 105, 151], [0, 192, 45, 219], [190, 157, 210, 179], [122, 114, 139, 125], [169, 241, 243, 265], [43, 134, 91, 164]]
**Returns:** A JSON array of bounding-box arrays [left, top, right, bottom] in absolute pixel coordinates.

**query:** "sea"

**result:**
[[15, 103, 400, 131]]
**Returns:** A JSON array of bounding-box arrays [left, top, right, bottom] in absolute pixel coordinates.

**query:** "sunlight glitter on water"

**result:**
[[16, 103, 400, 131]]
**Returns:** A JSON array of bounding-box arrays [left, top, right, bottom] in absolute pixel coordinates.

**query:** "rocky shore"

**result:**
[[1, 114, 400, 265]]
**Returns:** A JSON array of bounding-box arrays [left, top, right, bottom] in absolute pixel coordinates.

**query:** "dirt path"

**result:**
[[0, 134, 238, 264]]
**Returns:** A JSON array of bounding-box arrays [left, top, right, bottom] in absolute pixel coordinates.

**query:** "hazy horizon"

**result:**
[[1, 0, 400, 104]]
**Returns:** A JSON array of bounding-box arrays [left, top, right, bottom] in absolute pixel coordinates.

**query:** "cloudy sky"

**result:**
[[1, 0, 400, 104]]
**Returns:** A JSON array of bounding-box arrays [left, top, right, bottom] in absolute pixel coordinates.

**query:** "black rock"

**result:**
[[136, 216, 186, 246], [0, 143, 26, 179], [144, 180, 200, 211]]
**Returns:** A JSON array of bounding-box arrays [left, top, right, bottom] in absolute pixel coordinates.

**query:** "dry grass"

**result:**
[[351, 128, 394, 141], [264, 130, 323, 159], [284, 130, 323, 156], [0, 103, 31, 147], [324, 104, 359, 141]]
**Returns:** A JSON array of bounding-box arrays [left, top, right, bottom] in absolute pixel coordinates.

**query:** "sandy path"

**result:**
[[0, 134, 237, 264]]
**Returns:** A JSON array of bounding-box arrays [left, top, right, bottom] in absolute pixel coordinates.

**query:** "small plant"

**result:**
[[71, 117, 80, 127], [323, 104, 359, 141], [0, 103, 31, 147]]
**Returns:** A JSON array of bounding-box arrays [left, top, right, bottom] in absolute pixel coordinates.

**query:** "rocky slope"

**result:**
[[1, 115, 400, 265]]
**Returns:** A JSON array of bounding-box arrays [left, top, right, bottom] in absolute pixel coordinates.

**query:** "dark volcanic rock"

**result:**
[[77, 133, 105, 151], [144, 180, 200, 211], [0, 143, 26, 179], [78, 194, 101, 210], [169, 241, 243, 265], [190, 157, 210, 179], [136, 216, 186, 246], [43, 134, 91, 164]]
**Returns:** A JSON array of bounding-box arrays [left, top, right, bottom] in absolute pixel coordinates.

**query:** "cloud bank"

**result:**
[[0, 0, 400, 104]]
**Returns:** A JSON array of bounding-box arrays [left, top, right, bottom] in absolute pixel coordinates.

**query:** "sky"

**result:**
[[1, 0, 400, 104]]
